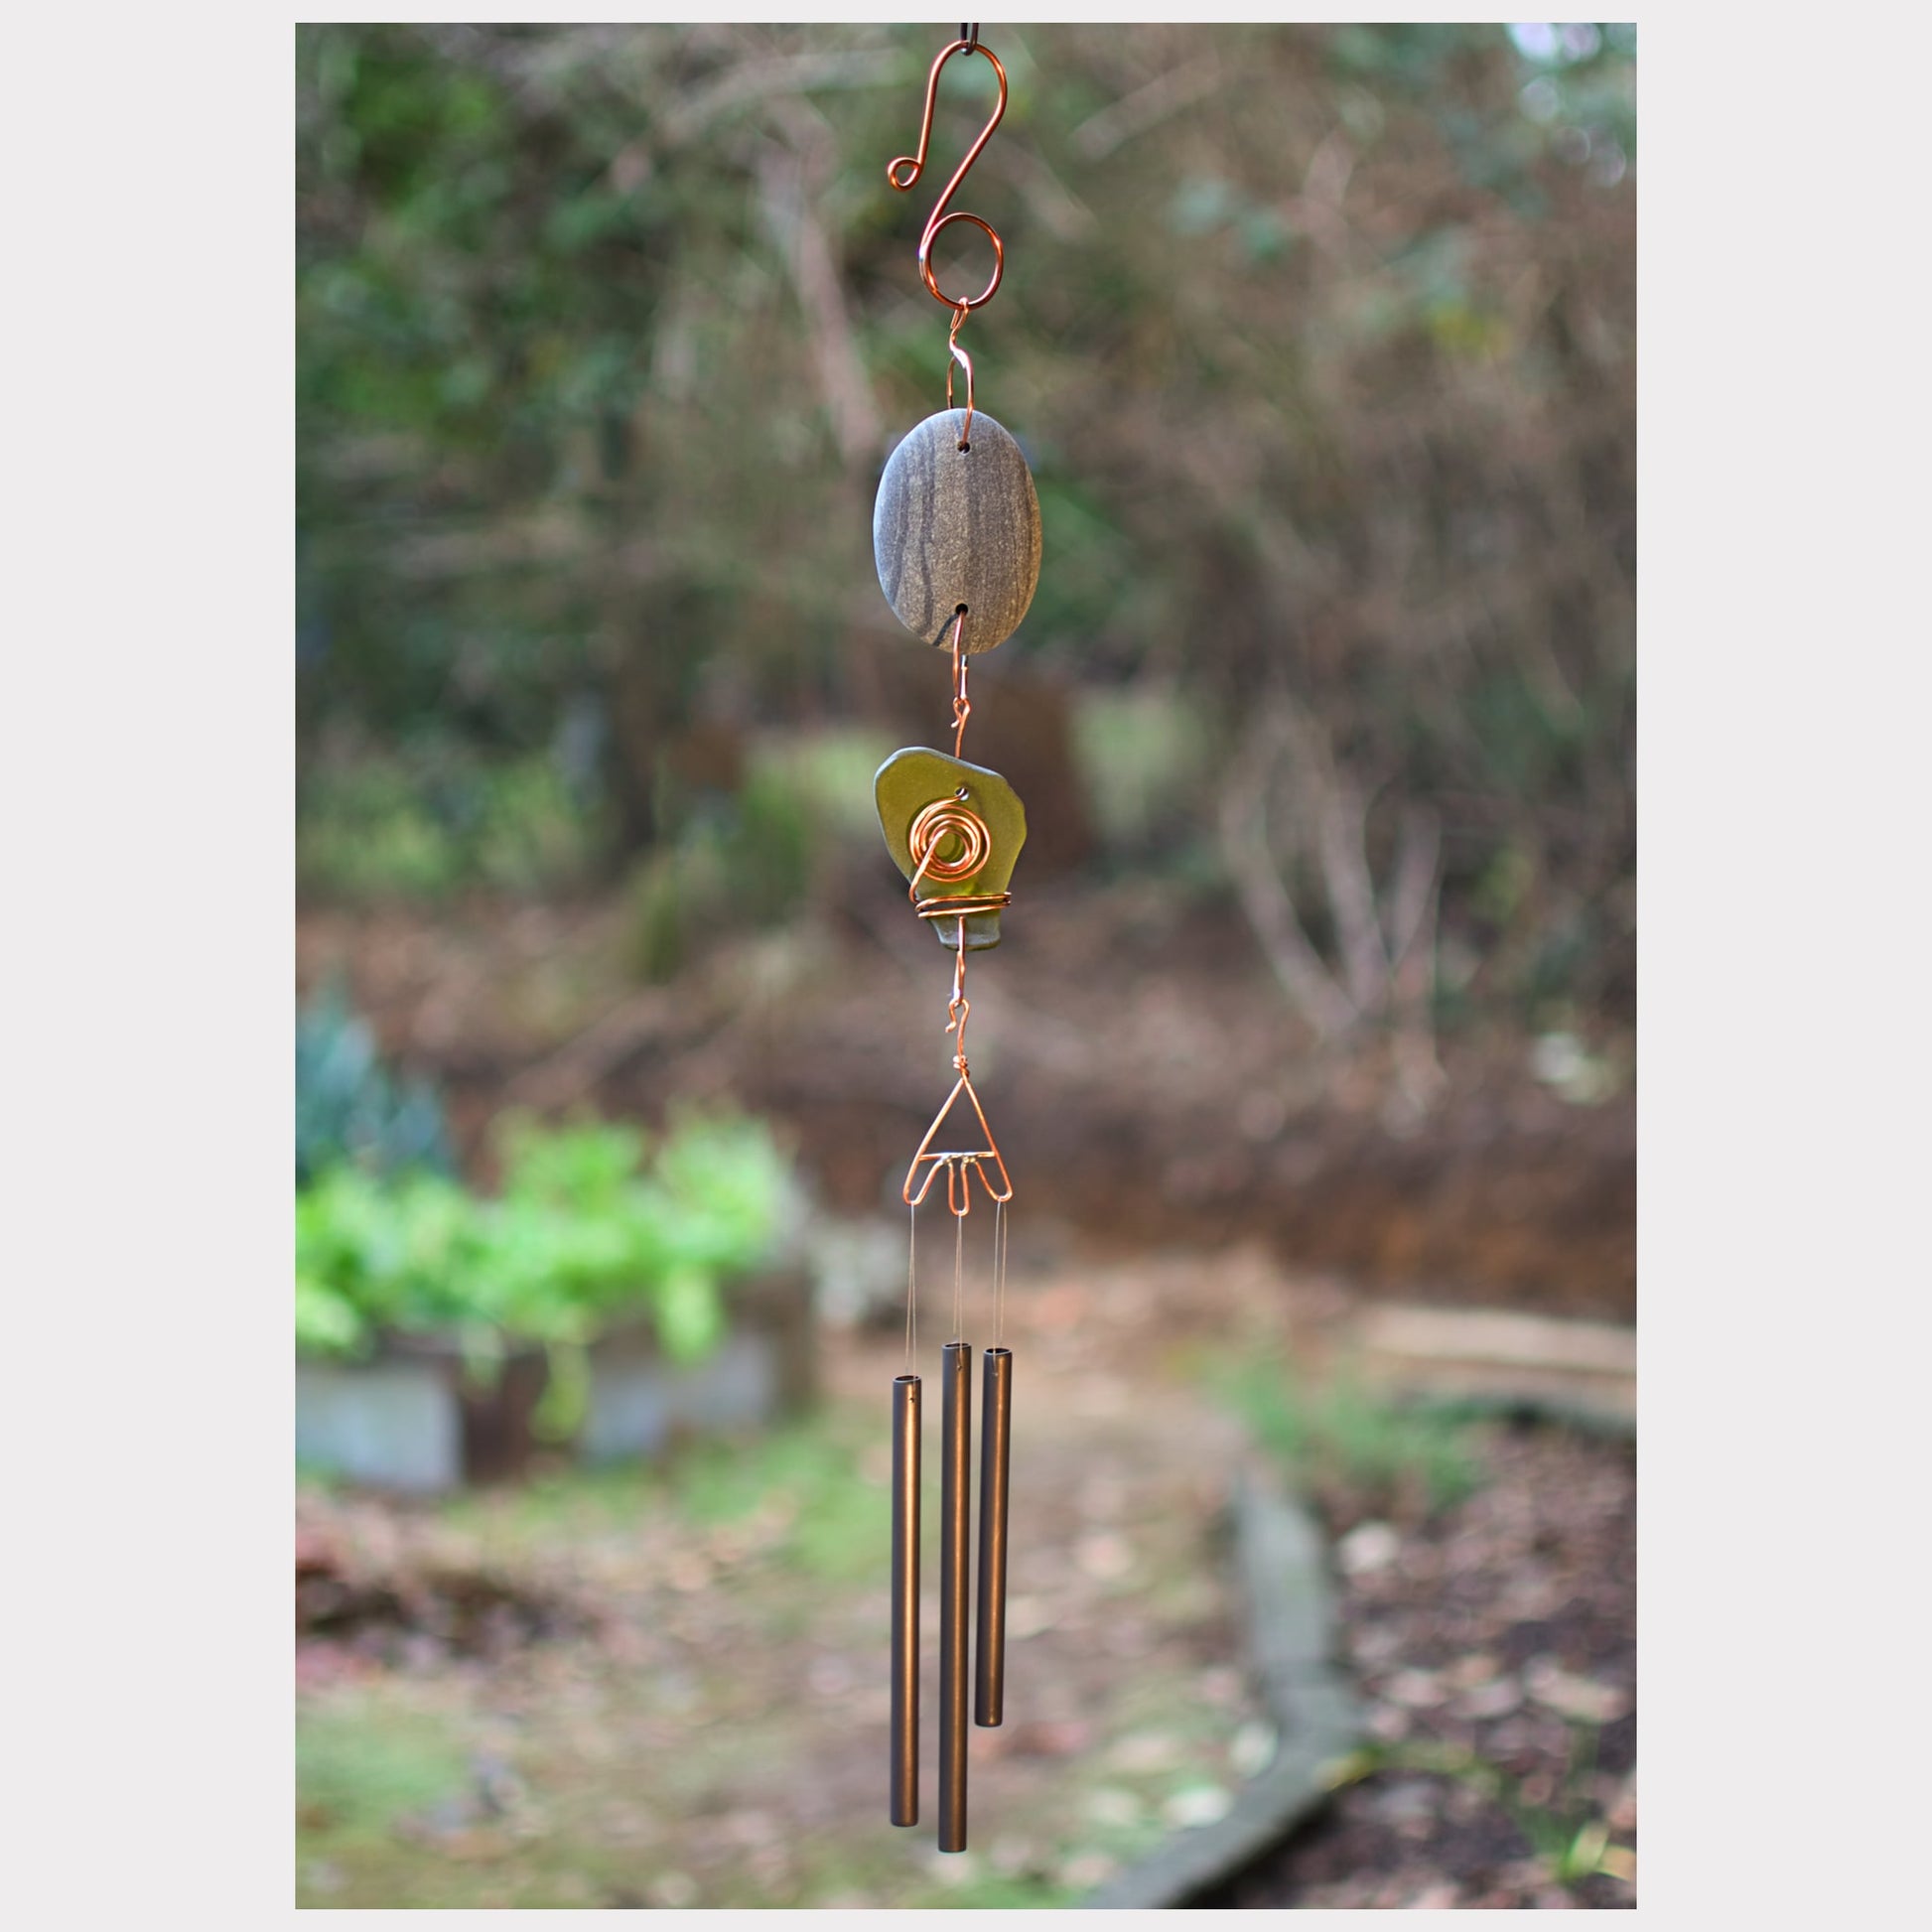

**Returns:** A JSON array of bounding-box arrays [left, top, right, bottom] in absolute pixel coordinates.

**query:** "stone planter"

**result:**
[[581, 1265, 816, 1463], [296, 1353, 461, 1495], [294, 1265, 817, 1490], [295, 1336, 550, 1493]]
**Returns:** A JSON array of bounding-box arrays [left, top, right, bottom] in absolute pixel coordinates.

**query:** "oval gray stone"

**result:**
[[873, 408, 1041, 653]]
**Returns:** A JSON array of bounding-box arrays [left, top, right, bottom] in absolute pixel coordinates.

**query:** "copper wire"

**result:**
[[914, 893, 1012, 923], [950, 616, 971, 753], [887, 37, 1009, 316], [899, 877, 1012, 1209], [903, 1079, 1015, 1213], [908, 796, 990, 888], [946, 305, 975, 449], [904, 649, 1015, 937], [886, 60, 1019, 1227]]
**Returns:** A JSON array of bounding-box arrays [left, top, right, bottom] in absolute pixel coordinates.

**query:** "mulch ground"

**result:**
[[1208, 1418, 1636, 1909]]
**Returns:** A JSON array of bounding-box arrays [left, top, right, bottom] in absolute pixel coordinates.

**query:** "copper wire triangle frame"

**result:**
[[902, 1066, 1014, 1213]]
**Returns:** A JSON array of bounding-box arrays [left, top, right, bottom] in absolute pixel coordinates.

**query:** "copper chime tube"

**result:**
[[890, 1374, 922, 1827], [974, 1346, 1012, 1726], [937, 1340, 973, 1852]]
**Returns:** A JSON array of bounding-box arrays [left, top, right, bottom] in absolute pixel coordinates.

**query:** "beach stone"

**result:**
[[873, 408, 1040, 652]]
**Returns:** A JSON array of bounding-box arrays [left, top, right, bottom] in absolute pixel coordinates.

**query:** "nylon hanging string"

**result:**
[[905, 1200, 918, 1371], [952, 1201, 966, 1342], [994, 1195, 1008, 1349]]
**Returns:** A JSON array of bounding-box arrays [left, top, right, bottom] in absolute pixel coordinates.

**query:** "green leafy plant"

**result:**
[[296, 982, 453, 1185], [295, 1113, 793, 1383]]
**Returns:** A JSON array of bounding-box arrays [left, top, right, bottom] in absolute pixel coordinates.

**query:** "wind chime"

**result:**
[[872, 27, 1035, 1855]]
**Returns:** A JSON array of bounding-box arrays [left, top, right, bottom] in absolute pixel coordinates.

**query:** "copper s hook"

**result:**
[[887, 35, 1009, 315]]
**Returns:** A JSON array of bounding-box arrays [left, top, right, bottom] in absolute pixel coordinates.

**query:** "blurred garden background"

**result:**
[[296, 21, 1636, 1911]]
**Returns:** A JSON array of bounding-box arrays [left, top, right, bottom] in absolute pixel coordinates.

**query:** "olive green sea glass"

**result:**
[[874, 747, 1027, 951]]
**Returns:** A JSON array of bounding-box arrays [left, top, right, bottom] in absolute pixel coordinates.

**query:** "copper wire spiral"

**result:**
[[909, 797, 991, 886], [907, 795, 1013, 924]]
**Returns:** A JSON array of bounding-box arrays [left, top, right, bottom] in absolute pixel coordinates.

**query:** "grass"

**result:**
[[649, 1417, 883, 1585], [1214, 1352, 1486, 1519], [299, 1700, 470, 1831], [434, 1407, 885, 1586]]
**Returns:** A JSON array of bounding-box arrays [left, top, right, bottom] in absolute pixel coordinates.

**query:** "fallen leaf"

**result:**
[[1075, 1533, 1134, 1582], [1086, 1787, 1143, 1828], [1446, 1651, 1503, 1690], [1337, 1521, 1401, 1576], [1108, 1730, 1184, 1772], [1164, 1784, 1234, 1829], [1524, 1657, 1628, 1724], [1057, 1851, 1117, 1889], [1382, 1667, 1449, 1709], [1005, 1594, 1056, 1639], [1455, 1676, 1524, 1720]]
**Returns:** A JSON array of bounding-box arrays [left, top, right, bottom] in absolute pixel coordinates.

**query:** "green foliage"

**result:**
[[441, 1408, 885, 1587], [295, 1113, 792, 1367], [297, 750, 596, 900], [624, 768, 816, 982], [298, 22, 1636, 1026], [667, 1420, 881, 1585], [1072, 684, 1219, 862], [1222, 1356, 1483, 1517], [296, 982, 453, 1185], [753, 726, 899, 845]]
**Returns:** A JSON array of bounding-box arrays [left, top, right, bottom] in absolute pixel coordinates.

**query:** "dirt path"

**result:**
[[297, 1249, 1288, 1908], [297, 1241, 1637, 1908]]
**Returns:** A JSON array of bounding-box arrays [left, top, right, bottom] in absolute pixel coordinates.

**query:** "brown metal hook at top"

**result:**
[[887, 35, 1009, 314]]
